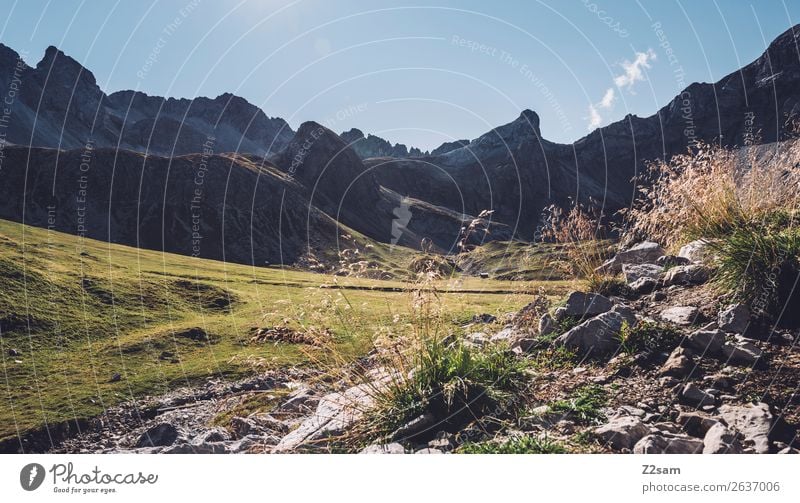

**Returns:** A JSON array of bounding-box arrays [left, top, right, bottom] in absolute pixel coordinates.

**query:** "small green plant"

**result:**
[[616, 321, 680, 355], [549, 384, 608, 425], [587, 275, 630, 297], [458, 434, 567, 454]]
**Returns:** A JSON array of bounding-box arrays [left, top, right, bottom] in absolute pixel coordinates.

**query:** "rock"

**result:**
[[680, 383, 715, 407], [634, 433, 703, 453], [471, 313, 496, 324], [656, 255, 691, 267], [414, 448, 443, 454], [596, 241, 666, 274], [539, 313, 555, 335], [7, 348, 19, 356], [778, 446, 800, 454], [718, 403, 772, 454], [427, 432, 455, 451], [136, 423, 180, 448], [676, 411, 720, 437], [659, 348, 695, 378], [718, 304, 750, 333], [721, 338, 764, 365], [622, 263, 664, 284], [490, 327, 527, 345], [274, 383, 376, 452], [663, 265, 709, 285], [684, 328, 725, 354], [678, 239, 711, 263], [554, 308, 636, 356], [228, 434, 275, 453], [464, 332, 489, 348], [651, 291, 667, 302], [391, 412, 437, 441], [197, 428, 230, 443], [359, 443, 406, 454], [630, 277, 658, 294], [660, 306, 700, 326], [555, 291, 613, 320], [162, 442, 227, 454], [703, 423, 743, 453], [280, 387, 319, 413], [595, 415, 650, 450], [110, 372, 122, 382]]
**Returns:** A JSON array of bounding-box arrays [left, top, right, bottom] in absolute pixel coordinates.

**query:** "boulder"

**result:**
[[680, 383, 715, 407], [630, 277, 658, 294], [703, 423, 743, 454], [539, 313, 555, 335], [660, 306, 700, 326], [162, 442, 227, 454], [596, 241, 665, 274], [721, 338, 763, 365], [633, 433, 703, 453], [659, 348, 695, 378], [684, 328, 725, 354], [554, 307, 636, 356], [136, 422, 180, 448], [594, 415, 650, 450], [464, 332, 489, 348], [656, 255, 691, 267], [663, 265, 709, 286], [676, 411, 720, 437], [280, 387, 319, 414], [718, 304, 750, 334], [678, 240, 711, 263], [274, 383, 376, 452], [359, 443, 407, 454], [718, 403, 772, 454], [622, 263, 663, 284], [555, 291, 613, 320]]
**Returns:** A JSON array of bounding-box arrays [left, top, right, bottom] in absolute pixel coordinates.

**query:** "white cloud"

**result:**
[[587, 104, 602, 130], [614, 48, 656, 90], [598, 87, 615, 109]]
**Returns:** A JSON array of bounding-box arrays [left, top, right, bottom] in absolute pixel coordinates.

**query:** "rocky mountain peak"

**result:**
[[36, 45, 97, 87]]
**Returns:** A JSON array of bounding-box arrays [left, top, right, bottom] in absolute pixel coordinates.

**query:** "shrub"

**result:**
[[458, 434, 567, 454], [616, 321, 681, 355], [549, 384, 608, 425], [623, 142, 800, 324]]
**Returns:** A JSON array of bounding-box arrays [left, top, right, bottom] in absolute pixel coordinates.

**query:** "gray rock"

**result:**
[[228, 434, 276, 453], [162, 442, 227, 454], [660, 306, 700, 326], [718, 403, 772, 454], [630, 277, 658, 294], [721, 338, 763, 365], [556, 291, 613, 320], [656, 255, 691, 267], [555, 308, 635, 355], [703, 423, 743, 454], [676, 411, 720, 437], [391, 412, 437, 441], [622, 263, 664, 284], [280, 387, 319, 414], [359, 443, 407, 454], [464, 332, 489, 347], [680, 383, 715, 406], [197, 428, 230, 443], [539, 313, 555, 335], [678, 239, 711, 263], [136, 422, 179, 448], [663, 265, 709, 285], [659, 348, 695, 378], [597, 241, 666, 274], [718, 304, 751, 334], [274, 383, 376, 452], [685, 328, 725, 354], [634, 433, 704, 453], [595, 415, 650, 450]]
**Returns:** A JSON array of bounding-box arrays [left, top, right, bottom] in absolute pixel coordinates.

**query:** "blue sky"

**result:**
[[1, 0, 798, 150]]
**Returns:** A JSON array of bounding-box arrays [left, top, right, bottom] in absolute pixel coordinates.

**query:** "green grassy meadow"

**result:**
[[0, 218, 572, 442]]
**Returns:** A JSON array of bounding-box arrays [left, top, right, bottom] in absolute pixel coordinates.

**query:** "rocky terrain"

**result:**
[[4, 238, 794, 455], [340, 128, 426, 159]]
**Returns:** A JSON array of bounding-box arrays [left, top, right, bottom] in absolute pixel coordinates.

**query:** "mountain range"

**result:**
[[1, 25, 799, 267]]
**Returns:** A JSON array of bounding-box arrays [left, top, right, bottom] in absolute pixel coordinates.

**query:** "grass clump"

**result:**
[[458, 435, 566, 454], [624, 142, 800, 325], [549, 384, 608, 425], [616, 321, 681, 355], [541, 202, 616, 294]]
